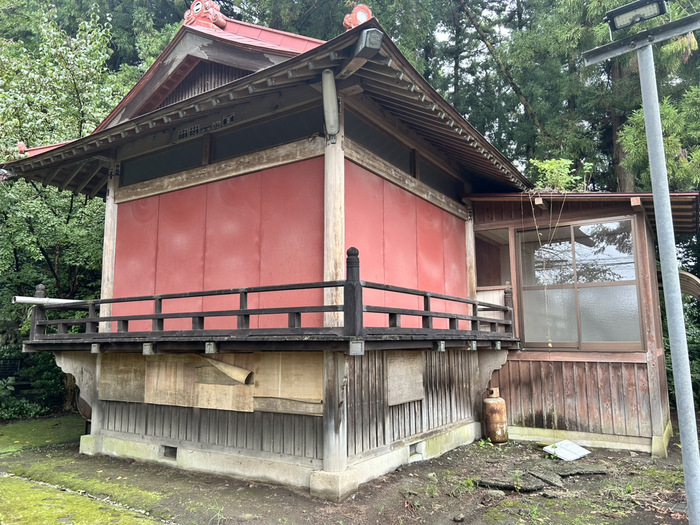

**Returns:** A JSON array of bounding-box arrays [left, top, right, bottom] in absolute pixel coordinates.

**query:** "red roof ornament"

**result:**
[[343, 4, 373, 30], [184, 0, 227, 30]]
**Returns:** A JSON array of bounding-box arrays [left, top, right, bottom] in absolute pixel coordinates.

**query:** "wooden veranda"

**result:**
[[22, 249, 517, 354]]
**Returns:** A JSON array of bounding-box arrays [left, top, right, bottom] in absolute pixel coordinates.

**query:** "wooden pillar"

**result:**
[[464, 202, 477, 301], [323, 350, 348, 472], [99, 160, 118, 333], [324, 98, 345, 328]]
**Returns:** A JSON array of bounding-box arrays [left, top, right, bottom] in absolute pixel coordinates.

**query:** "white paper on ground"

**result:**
[[543, 440, 591, 461]]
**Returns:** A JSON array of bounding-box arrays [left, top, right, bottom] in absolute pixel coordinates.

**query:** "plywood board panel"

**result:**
[[194, 383, 253, 412], [243, 352, 323, 402], [98, 354, 146, 403], [387, 350, 424, 406], [145, 354, 198, 407]]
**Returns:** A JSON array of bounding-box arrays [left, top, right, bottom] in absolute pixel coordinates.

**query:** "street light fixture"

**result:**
[[604, 0, 667, 32]]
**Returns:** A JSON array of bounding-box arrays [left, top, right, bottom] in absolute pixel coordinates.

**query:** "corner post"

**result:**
[[504, 287, 513, 337], [323, 78, 345, 328], [29, 284, 46, 341]]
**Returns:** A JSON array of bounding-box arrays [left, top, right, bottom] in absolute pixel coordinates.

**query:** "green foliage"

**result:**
[[0, 345, 65, 419], [0, 397, 49, 420], [529, 158, 590, 192], [619, 97, 700, 191], [0, 376, 15, 398]]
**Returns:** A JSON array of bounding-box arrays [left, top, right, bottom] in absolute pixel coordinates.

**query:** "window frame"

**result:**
[[516, 215, 644, 352]]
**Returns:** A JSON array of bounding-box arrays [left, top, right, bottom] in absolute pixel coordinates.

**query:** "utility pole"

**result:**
[[584, 6, 700, 524]]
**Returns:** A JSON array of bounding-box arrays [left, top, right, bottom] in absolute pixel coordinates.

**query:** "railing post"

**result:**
[[29, 284, 46, 341], [504, 287, 513, 336], [153, 298, 163, 331], [344, 247, 363, 337], [86, 303, 97, 333], [422, 294, 433, 329], [238, 292, 250, 329]]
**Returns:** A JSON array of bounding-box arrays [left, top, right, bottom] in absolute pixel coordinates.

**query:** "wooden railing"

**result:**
[[25, 248, 515, 348]]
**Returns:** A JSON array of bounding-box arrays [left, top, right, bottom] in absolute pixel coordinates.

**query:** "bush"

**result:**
[[0, 344, 66, 418], [0, 397, 49, 420]]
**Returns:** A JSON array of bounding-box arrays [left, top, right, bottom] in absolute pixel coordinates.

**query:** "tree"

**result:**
[[0, 4, 122, 327]]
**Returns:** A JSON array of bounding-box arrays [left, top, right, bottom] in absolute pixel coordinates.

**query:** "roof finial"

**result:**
[[184, 1, 227, 30], [343, 4, 373, 30]]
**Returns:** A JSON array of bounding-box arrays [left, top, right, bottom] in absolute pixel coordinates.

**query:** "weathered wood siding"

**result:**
[[346, 349, 477, 457], [490, 356, 653, 437], [158, 62, 251, 110], [101, 401, 323, 460]]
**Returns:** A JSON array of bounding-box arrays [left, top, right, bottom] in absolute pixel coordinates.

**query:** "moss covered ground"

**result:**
[[0, 414, 691, 524]]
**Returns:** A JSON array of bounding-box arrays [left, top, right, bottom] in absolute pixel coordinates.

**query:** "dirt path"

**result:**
[[0, 415, 689, 524]]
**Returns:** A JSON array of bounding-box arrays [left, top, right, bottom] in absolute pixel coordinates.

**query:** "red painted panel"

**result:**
[[259, 158, 324, 327], [345, 161, 385, 325], [382, 180, 421, 327], [417, 198, 448, 328], [156, 185, 207, 330], [203, 173, 263, 329], [443, 212, 469, 327], [112, 197, 159, 331], [345, 162, 469, 330]]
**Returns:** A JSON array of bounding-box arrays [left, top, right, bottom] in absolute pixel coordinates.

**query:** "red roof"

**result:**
[[93, 6, 324, 133], [23, 141, 74, 158], [215, 18, 324, 53]]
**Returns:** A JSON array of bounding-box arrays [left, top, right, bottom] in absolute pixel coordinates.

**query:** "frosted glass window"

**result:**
[[579, 285, 640, 342], [520, 228, 573, 286], [519, 218, 640, 349], [575, 221, 635, 283], [522, 288, 577, 342]]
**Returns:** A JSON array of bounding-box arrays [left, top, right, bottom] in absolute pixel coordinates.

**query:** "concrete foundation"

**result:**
[[79, 420, 483, 501], [508, 420, 672, 457]]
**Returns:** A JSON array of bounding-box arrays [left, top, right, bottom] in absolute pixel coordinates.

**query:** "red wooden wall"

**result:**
[[112, 159, 469, 331], [345, 161, 469, 328], [112, 158, 324, 330]]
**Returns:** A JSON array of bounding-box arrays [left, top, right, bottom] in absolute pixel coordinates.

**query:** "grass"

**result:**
[[0, 413, 85, 454], [7, 457, 166, 515], [0, 474, 163, 524]]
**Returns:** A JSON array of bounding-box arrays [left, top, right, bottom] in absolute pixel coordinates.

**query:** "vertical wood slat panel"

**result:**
[[495, 359, 654, 438], [598, 363, 614, 435], [100, 401, 322, 460], [637, 363, 653, 436], [585, 363, 601, 434]]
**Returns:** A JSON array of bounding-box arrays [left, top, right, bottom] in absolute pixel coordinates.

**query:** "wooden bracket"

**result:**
[[534, 196, 548, 211], [143, 343, 156, 356], [205, 342, 218, 354]]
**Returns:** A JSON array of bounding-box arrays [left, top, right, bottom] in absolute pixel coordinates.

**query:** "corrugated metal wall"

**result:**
[[101, 401, 324, 460]]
